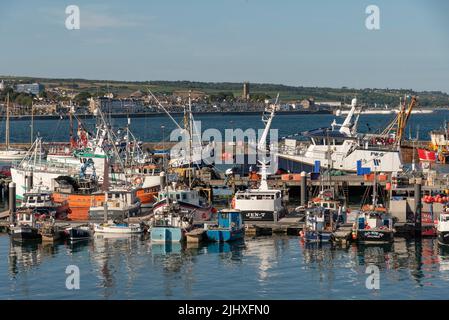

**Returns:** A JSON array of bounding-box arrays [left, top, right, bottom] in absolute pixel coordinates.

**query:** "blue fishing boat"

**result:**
[[206, 209, 245, 242], [300, 207, 334, 243], [151, 224, 185, 242]]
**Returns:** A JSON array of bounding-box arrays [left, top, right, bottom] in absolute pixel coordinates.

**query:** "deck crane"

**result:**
[[257, 94, 279, 190], [382, 95, 418, 147]]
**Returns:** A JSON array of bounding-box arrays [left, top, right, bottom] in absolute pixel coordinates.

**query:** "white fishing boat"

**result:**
[[232, 95, 288, 223], [152, 183, 213, 221], [88, 189, 141, 220], [93, 221, 143, 234], [278, 98, 403, 173]]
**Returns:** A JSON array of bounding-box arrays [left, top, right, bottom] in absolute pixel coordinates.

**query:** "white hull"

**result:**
[[278, 146, 402, 173], [93, 223, 143, 234], [11, 167, 67, 200], [338, 109, 434, 115], [0, 150, 27, 161]]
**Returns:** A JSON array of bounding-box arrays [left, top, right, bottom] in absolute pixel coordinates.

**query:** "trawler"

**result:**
[[277, 98, 403, 173], [233, 95, 288, 223]]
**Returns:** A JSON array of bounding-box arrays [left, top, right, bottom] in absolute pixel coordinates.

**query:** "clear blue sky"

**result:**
[[0, 0, 448, 93]]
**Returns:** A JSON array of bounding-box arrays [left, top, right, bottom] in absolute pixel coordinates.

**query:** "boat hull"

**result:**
[[303, 230, 333, 243], [153, 201, 213, 221], [206, 228, 244, 242], [151, 226, 184, 242], [53, 193, 105, 221], [10, 226, 41, 241], [64, 227, 91, 241], [88, 205, 141, 220], [438, 231, 449, 246], [355, 230, 394, 243], [93, 223, 143, 234]]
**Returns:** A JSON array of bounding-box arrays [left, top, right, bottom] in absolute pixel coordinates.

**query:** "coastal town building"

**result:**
[[15, 83, 44, 95]]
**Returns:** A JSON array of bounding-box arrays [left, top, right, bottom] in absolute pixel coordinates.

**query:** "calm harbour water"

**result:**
[[2, 234, 449, 300], [2, 111, 449, 300], [1, 110, 448, 143]]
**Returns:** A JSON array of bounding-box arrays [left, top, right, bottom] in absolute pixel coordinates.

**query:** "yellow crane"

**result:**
[[382, 95, 418, 146]]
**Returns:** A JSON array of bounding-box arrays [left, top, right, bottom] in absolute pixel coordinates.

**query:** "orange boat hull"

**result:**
[[136, 187, 159, 207], [53, 193, 104, 221]]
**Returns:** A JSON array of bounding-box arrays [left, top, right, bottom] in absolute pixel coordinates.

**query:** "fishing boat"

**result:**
[[278, 98, 404, 173], [63, 226, 91, 241], [352, 210, 395, 243], [232, 96, 288, 223], [52, 176, 104, 220], [88, 189, 141, 220], [20, 186, 69, 220], [93, 221, 144, 234], [152, 183, 213, 221], [233, 156, 288, 223], [437, 212, 449, 246], [9, 211, 41, 242], [300, 207, 334, 243], [150, 203, 193, 242], [352, 167, 395, 243], [206, 209, 244, 242]]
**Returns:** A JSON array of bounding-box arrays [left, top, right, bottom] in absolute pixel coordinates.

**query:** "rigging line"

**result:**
[[147, 89, 183, 131]]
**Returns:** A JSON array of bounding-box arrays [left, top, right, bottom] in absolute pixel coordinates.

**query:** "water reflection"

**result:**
[[5, 235, 449, 299]]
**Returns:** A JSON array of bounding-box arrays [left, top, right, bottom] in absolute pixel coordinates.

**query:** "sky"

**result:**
[[0, 0, 448, 93]]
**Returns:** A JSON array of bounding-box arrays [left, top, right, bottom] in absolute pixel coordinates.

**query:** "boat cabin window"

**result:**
[[182, 194, 187, 200], [37, 196, 43, 203], [28, 197, 36, 204], [176, 194, 181, 200], [441, 215, 449, 222]]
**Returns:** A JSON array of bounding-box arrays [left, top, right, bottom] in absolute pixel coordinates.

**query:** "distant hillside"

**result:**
[[2, 76, 449, 107]]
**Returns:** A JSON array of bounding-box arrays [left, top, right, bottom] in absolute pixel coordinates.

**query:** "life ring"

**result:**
[[134, 177, 143, 185]]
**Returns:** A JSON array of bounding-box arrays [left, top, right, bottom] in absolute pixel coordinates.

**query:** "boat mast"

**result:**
[[257, 94, 279, 191], [30, 98, 34, 145], [188, 92, 195, 187], [6, 93, 10, 150]]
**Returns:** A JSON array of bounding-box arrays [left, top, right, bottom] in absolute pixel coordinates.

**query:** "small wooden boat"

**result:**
[[40, 222, 61, 242], [64, 226, 91, 241], [437, 212, 449, 246], [206, 209, 245, 242], [186, 228, 206, 243], [10, 211, 41, 242]]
